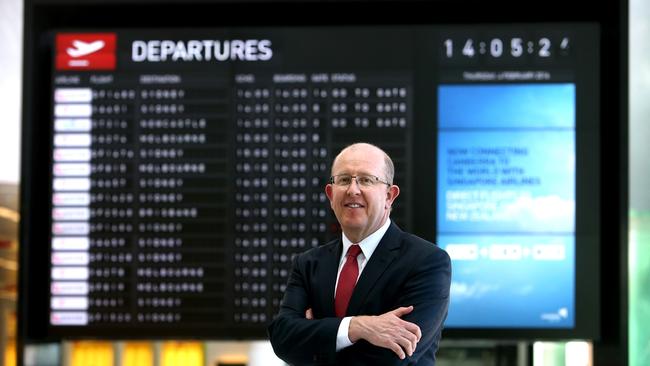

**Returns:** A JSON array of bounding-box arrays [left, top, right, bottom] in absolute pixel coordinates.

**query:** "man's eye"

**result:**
[[358, 176, 374, 185], [338, 176, 352, 184]]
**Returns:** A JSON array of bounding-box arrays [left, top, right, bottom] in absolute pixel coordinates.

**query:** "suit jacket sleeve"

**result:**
[[338, 244, 451, 365], [267, 252, 341, 365]]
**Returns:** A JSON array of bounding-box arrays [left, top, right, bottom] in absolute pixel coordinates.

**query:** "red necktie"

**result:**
[[335, 244, 363, 317]]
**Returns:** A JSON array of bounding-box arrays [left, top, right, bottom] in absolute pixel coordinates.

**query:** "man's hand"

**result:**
[[348, 306, 421, 360]]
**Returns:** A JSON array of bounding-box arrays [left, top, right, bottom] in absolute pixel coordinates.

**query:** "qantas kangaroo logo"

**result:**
[[56, 33, 116, 70]]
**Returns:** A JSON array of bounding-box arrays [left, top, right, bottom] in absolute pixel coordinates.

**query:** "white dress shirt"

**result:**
[[335, 218, 392, 351]]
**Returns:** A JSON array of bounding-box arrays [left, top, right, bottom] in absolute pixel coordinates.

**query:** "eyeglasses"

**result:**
[[329, 174, 391, 187]]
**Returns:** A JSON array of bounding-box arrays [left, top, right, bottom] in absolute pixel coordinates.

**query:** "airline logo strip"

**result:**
[[56, 33, 117, 70]]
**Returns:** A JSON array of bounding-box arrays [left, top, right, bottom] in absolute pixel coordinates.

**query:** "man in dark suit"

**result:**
[[268, 143, 451, 365]]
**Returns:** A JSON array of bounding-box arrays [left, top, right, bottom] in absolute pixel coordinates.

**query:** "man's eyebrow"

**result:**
[[333, 171, 377, 176]]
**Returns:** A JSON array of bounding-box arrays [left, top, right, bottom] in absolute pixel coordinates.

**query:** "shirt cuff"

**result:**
[[336, 316, 355, 351]]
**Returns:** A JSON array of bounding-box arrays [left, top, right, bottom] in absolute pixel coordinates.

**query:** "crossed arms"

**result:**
[[268, 246, 451, 365]]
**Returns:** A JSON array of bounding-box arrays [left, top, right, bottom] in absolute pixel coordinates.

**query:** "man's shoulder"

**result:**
[[399, 230, 450, 260], [294, 237, 339, 260]]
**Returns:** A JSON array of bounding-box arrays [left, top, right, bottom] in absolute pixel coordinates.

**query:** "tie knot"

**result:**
[[347, 244, 362, 258]]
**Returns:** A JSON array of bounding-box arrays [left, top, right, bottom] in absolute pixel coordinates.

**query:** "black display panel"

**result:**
[[36, 25, 600, 339], [20, 0, 626, 343]]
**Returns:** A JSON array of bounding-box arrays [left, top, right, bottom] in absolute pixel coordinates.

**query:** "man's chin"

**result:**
[[340, 220, 367, 234]]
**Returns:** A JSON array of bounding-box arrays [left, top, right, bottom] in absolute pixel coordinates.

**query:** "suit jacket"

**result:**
[[268, 222, 451, 365]]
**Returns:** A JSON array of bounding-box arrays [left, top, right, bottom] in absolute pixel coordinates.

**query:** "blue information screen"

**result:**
[[438, 84, 576, 328]]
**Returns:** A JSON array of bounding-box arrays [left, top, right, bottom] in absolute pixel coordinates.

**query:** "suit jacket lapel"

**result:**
[[318, 239, 342, 317], [346, 222, 402, 316]]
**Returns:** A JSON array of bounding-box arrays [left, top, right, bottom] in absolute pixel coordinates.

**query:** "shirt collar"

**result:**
[[341, 219, 391, 260]]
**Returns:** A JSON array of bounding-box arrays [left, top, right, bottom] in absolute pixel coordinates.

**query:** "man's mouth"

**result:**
[[344, 203, 364, 208]]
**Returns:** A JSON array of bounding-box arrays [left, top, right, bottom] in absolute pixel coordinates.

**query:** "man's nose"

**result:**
[[345, 178, 362, 194]]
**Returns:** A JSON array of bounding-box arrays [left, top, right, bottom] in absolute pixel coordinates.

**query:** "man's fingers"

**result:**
[[403, 328, 419, 348], [401, 328, 418, 355], [384, 333, 415, 359], [396, 334, 415, 357], [352, 310, 421, 359], [389, 342, 406, 360], [391, 306, 421, 342], [390, 305, 414, 317], [401, 320, 422, 341]]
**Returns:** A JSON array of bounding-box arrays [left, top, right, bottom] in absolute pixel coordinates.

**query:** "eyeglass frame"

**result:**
[[329, 174, 392, 188]]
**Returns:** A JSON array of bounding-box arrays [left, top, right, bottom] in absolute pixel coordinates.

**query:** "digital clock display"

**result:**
[[443, 36, 570, 59]]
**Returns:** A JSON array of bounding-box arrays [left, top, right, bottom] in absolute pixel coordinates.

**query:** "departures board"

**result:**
[[38, 24, 600, 338]]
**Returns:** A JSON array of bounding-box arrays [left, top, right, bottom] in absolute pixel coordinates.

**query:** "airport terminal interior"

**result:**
[[0, 0, 649, 365]]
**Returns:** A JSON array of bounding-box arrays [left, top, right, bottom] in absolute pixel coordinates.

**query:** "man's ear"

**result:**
[[385, 185, 400, 209], [325, 184, 334, 202]]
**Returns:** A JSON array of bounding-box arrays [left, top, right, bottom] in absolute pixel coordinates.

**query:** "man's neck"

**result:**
[[342, 218, 391, 245]]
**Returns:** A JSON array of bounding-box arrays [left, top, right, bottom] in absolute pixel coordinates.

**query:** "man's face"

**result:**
[[325, 145, 400, 243]]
